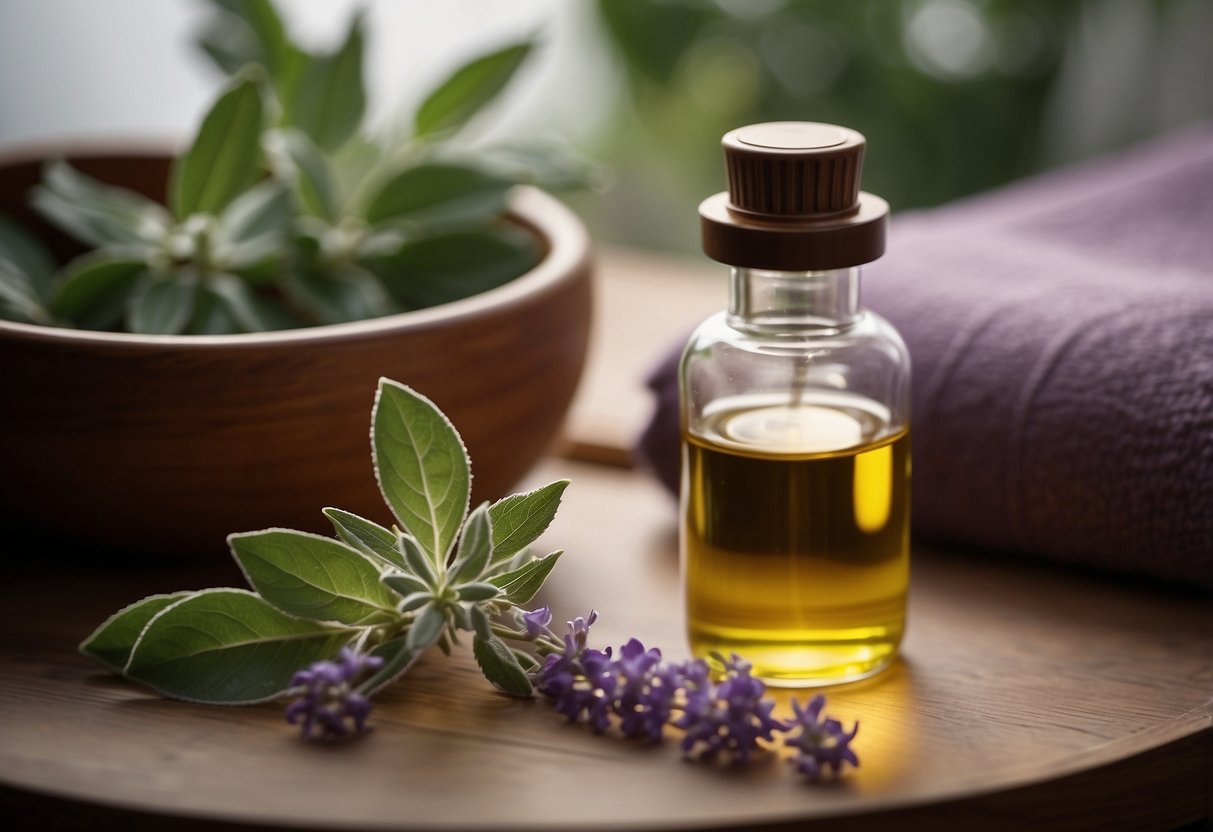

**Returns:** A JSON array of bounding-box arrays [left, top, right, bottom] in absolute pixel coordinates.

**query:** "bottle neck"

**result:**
[[727, 266, 861, 332]]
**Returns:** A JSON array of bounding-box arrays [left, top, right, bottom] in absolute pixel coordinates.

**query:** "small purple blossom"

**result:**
[[614, 639, 677, 743], [564, 609, 598, 654], [285, 648, 385, 741], [784, 694, 860, 780], [519, 606, 553, 640], [674, 654, 789, 763]]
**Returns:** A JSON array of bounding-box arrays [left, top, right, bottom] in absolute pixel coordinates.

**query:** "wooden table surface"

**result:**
[[1, 249, 1210, 831]]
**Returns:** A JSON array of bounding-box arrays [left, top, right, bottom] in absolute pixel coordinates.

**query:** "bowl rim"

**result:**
[[0, 161, 590, 350]]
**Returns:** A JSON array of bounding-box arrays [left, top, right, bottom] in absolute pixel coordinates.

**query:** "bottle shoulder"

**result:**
[[684, 310, 910, 363]]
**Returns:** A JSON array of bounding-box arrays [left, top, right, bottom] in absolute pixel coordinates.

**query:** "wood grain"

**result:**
[[0, 460, 1208, 831]]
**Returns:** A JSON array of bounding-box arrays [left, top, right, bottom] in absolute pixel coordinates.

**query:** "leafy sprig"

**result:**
[[0, 0, 600, 333], [81, 378, 569, 703]]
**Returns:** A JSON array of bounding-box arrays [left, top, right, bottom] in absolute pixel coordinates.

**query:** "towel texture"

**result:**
[[639, 125, 1213, 588]]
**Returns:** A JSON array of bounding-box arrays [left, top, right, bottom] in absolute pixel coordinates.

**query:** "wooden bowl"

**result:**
[[0, 150, 593, 559]]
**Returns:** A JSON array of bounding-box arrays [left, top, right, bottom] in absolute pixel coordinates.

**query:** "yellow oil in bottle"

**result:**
[[682, 395, 910, 686]]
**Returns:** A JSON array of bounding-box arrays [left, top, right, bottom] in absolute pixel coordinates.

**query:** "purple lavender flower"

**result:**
[[674, 654, 789, 763], [784, 694, 860, 780], [535, 611, 618, 732], [613, 638, 678, 743], [564, 609, 598, 654], [285, 647, 385, 741], [519, 606, 553, 640]]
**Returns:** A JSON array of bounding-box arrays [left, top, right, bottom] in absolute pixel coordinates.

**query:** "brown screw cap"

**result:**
[[700, 121, 889, 271]]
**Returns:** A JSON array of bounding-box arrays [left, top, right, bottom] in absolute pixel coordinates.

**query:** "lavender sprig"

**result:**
[[523, 610, 857, 777], [284, 648, 385, 741]]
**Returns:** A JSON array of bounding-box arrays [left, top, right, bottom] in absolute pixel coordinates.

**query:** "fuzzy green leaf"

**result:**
[[289, 15, 365, 152], [361, 636, 418, 695], [488, 480, 569, 565], [449, 503, 491, 584], [368, 226, 539, 310], [0, 215, 56, 304], [32, 162, 169, 250], [472, 632, 532, 697], [406, 603, 446, 652], [79, 592, 191, 674], [0, 260, 51, 325], [185, 287, 243, 334], [207, 273, 282, 332], [397, 532, 439, 588], [53, 255, 147, 330], [468, 605, 493, 640], [488, 550, 563, 606], [128, 277, 197, 335], [323, 508, 404, 569], [372, 379, 470, 565], [455, 582, 501, 602], [171, 74, 265, 219], [381, 571, 429, 598], [272, 128, 338, 220], [229, 529, 398, 625], [363, 162, 512, 229], [203, 0, 292, 77], [281, 264, 396, 325], [124, 589, 351, 704], [414, 42, 533, 137], [219, 181, 292, 268]]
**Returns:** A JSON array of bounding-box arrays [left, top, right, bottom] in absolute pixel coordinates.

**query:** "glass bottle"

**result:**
[[680, 122, 911, 686]]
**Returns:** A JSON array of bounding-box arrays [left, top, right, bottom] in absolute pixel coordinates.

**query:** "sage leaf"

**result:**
[[125, 589, 352, 704], [406, 603, 446, 652], [363, 162, 512, 229], [372, 379, 470, 565], [289, 14, 365, 152], [271, 128, 338, 220], [472, 632, 532, 697], [218, 181, 292, 267], [0, 215, 56, 304], [414, 42, 533, 137], [53, 255, 147, 330], [33, 160, 171, 249], [209, 273, 282, 332], [202, 0, 292, 79], [171, 73, 265, 219], [369, 226, 539, 310], [281, 265, 396, 325], [229, 529, 398, 625], [79, 592, 190, 674], [396, 532, 438, 589], [488, 479, 569, 565], [455, 582, 500, 602], [488, 550, 563, 606], [323, 507, 404, 569], [361, 636, 418, 695], [0, 260, 52, 325], [186, 287, 243, 335], [128, 276, 197, 335], [449, 503, 491, 584], [395, 591, 430, 613], [468, 605, 493, 641], [381, 570, 428, 598]]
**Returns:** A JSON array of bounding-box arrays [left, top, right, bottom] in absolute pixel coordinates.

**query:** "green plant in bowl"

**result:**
[[0, 0, 594, 334]]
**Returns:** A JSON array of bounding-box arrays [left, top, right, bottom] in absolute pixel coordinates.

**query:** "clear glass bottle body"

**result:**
[[679, 266, 911, 686]]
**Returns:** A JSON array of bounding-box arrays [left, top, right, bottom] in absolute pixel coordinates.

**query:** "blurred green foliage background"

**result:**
[[576, 0, 1212, 252]]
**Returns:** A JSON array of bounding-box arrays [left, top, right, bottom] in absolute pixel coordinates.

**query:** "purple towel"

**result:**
[[639, 125, 1213, 589]]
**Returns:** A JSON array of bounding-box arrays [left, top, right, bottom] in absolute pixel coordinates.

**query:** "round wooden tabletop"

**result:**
[[1, 460, 1209, 831]]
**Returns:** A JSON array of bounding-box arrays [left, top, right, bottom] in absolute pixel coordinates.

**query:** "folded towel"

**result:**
[[639, 125, 1213, 588]]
